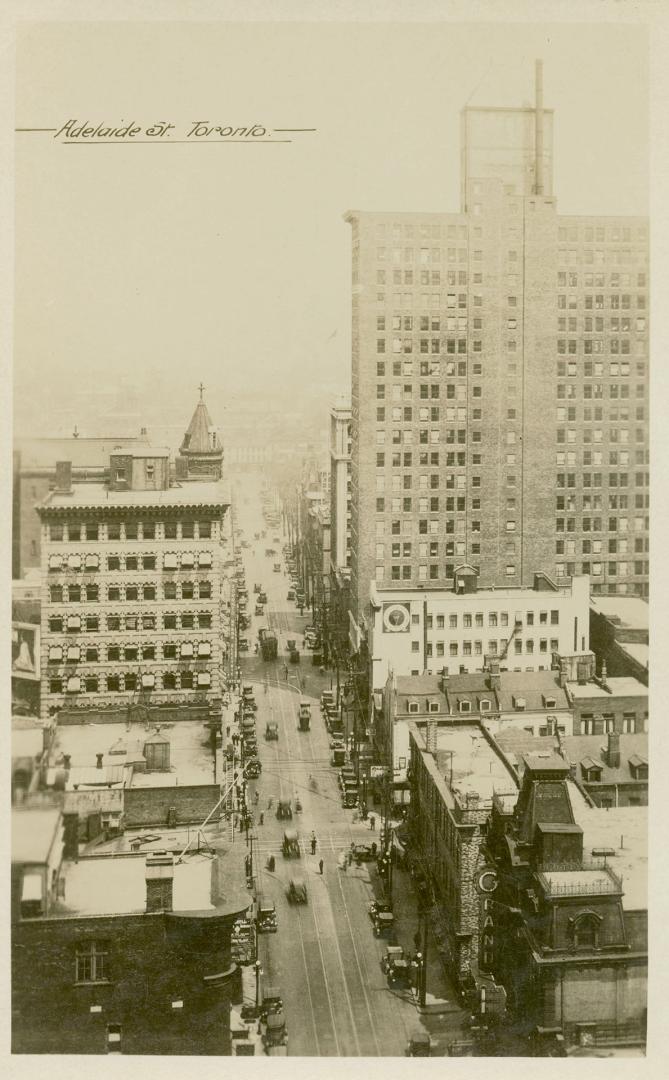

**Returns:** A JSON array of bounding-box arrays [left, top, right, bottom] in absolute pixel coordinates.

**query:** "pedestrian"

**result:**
[[370, 814, 376, 831], [319, 858, 324, 875], [259, 812, 264, 826], [310, 832, 317, 855], [348, 850, 353, 868], [267, 796, 273, 810], [254, 790, 260, 805], [284, 664, 288, 680]]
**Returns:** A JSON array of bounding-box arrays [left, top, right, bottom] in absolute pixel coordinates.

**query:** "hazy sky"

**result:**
[[14, 19, 648, 438]]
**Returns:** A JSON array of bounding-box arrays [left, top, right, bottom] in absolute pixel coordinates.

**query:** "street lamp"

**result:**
[[254, 959, 263, 1008]]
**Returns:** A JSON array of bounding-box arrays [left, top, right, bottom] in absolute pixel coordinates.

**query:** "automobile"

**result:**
[[341, 789, 357, 809], [265, 547, 275, 557], [258, 591, 268, 604], [286, 589, 295, 601], [329, 736, 345, 750], [351, 843, 375, 863], [331, 747, 346, 767], [253, 583, 261, 593], [406, 1031, 431, 1057], [245, 759, 262, 778], [256, 894, 278, 933], [260, 986, 283, 1017], [289, 649, 300, 664], [321, 691, 335, 710], [373, 910, 396, 938], [286, 877, 308, 904], [262, 1010, 288, 1053], [339, 766, 356, 788], [276, 799, 292, 820], [281, 829, 301, 858], [265, 721, 279, 740], [238, 638, 249, 651], [255, 604, 264, 615], [369, 899, 393, 922], [273, 563, 281, 573], [380, 943, 403, 974]]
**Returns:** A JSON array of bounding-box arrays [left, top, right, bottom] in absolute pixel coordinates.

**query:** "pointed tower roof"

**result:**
[[177, 384, 224, 480], [180, 383, 216, 455]]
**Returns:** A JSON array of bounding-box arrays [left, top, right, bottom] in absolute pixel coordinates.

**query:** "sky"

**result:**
[[13, 18, 649, 440]]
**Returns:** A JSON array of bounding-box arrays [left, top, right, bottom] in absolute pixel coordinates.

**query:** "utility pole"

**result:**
[[420, 908, 429, 1007]]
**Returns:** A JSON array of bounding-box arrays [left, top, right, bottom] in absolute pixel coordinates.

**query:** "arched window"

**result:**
[[571, 912, 601, 949]]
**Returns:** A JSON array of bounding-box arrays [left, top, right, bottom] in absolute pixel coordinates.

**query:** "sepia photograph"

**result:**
[[5, 0, 661, 1068]]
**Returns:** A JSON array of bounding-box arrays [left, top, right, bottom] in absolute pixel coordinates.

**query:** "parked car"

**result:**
[[351, 843, 375, 863], [245, 759, 262, 778], [369, 900, 393, 922], [238, 638, 249, 651], [287, 589, 295, 600]]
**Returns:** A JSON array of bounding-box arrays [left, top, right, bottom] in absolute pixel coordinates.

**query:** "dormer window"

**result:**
[[479, 698, 491, 712], [570, 912, 602, 949], [543, 695, 557, 709], [428, 701, 440, 713], [459, 700, 471, 713], [513, 696, 526, 711], [581, 759, 603, 782], [628, 755, 648, 781], [408, 701, 419, 714]]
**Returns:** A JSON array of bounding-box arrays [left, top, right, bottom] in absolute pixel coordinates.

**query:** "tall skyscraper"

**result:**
[[346, 62, 648, 645]]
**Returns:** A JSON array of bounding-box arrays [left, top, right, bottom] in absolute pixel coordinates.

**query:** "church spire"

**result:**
[[177, 385, 223, 480]]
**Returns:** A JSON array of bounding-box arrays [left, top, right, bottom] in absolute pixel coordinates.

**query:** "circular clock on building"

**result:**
[[383, 604, 411, 632], [477, 869, 499, 894]]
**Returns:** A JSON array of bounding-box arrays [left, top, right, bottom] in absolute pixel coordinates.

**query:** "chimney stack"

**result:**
[[145, 852, 175, 913], [62, 754, 71, 771], [535, 59, 544, 195], [55, 461, 72, 494], [606, 731, 621, 769], [440, 667, 449, 693], [96, 753, 104, 770]]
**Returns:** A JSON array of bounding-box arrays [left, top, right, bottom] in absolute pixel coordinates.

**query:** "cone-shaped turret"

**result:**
[[177, 384, 224, 480]]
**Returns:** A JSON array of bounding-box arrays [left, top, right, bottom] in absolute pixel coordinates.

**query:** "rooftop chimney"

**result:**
[[96, 753, 104, 770], [62, 754, 71, 771], [440, 668, 449, 693], [55, 461, 72, 494], [535, 59, 544, 195], [145, 852, 175, 913], [606, 731, 621, 769]]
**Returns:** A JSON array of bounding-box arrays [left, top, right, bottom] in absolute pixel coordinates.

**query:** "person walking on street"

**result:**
[[284, 664, 288, 680], [318, 858, 324, 875], [259, 812, 264, 826], [348, 850, 353, 868], [254, 790, 260, 805], [310, 832, 317, 855], [370, 814, 376, 831]]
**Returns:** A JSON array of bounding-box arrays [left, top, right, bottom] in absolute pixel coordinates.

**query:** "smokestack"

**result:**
[[535, 59, 544, 195], [55, 461, 72, 494], [145, 852, 174, 912], [96, 753, 104, 770], [606, 731, 620, 769]]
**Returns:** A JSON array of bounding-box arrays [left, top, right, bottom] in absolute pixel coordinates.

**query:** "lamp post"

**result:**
[[254, 959, 262, 1008]]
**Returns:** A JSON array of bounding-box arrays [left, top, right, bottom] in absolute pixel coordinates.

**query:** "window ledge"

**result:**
[[74, 980, 112, 987]]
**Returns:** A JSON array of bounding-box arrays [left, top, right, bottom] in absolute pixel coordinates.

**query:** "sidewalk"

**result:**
[[369, 861, 468, 1052]]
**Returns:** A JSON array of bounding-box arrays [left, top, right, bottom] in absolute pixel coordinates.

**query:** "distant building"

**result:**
[[589, 595, 648, 686], [563, 671, 648, 736], [369, 571, 592, 690], [329, 402, 353, 661], [11, 805, 249, 1054], [37, 420, 230, 727], [346, 62, 649, 651], [486, 754, 647, 1049], [12, 432, 150, 578]]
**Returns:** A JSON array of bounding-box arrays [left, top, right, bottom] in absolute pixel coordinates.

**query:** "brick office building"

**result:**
[[486, 754, 647, 1048], [345, 62, 648, 645], [37, 443, 230, 726], [11, 805, 250, 1054], [407, 720, 517, 988]]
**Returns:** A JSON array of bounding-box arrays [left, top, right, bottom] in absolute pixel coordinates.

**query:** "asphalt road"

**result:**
[[232, 476, 421, 1057]]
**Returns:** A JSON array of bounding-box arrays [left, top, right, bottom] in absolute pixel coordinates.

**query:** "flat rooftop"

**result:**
[[52, 720, 216, 787], [569, 791, 647, 911], [591, 596, 649, 631], [40, 478, 229, 511], [566, 677, 648, 700], [418, 724, 517, 806], [55, 852, 216, 916], [12, 808, 62, 865]]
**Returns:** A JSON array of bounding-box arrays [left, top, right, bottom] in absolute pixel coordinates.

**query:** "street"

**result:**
[[232, 477, 428, 1056]]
